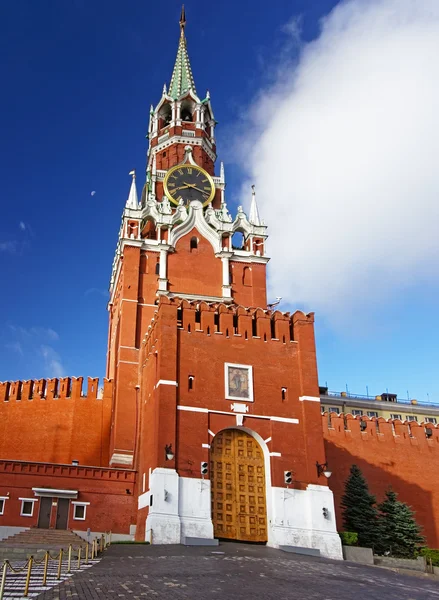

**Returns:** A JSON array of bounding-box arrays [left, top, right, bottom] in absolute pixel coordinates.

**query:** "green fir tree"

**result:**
[[378, 489, 425, 558], [341, 464, 381, 549]]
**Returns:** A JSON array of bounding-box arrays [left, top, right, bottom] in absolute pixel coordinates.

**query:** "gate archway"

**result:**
[[210, 429, 267, 542]]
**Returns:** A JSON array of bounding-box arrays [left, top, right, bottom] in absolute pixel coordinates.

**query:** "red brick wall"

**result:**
[[230, 262, 267, 309], [0, 378, 112, 467], [323, 413, 439, 548], [167, 230, 222, 298], [0, 460, 135, 534], [136, 298, 326, 493]]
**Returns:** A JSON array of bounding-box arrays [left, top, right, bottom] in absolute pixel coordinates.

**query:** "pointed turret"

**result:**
[[125, 170, 139, 210], [249, 185, 261, 226], [168, 5, 197, 100]]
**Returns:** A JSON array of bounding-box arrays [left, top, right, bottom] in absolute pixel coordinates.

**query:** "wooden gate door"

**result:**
[[211, 429, 267, 542], [55, 498, 69, 530], [38, 497, 52, 528]]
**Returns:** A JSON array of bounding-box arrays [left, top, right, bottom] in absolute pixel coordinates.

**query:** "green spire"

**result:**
[[168, 5, 197, 100]]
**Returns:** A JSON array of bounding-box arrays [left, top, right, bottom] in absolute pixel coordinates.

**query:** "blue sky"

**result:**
[[0, 0, 438, 405]]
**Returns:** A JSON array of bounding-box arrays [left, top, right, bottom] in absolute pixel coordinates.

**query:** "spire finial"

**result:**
[[168, 5, 197, 99], [180, 5, 186, 35], [249, 184, 261, 226]]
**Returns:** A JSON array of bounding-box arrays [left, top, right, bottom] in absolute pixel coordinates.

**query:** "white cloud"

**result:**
[[19, 221, 26, 231], [5, 325, 64, 377], [237, 0, 439, 328], [40, 345, 65, 378], [5, 341, 24, 356], [0, 241, 17, 253], [8, 325, 59, 341]]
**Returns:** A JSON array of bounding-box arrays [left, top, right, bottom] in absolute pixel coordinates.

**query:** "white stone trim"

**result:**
[[138, 491, 150, 510], [110, 452, 134, 466], [202, 443, 210, 449], [225, 363, 254, 402], [155, 380, 178, 388], [20, 498, 38, 517], [118, 360, 138, 365], [299, 396, 321, 403], [230, 403, 249, 413], [72, 503, 88, 521], [169, 201, 221, 252], [269, 452, 282, 457], [264, 437, 272, 444], [32, 488, 78, 499], [157, 291, 233, 303], [270, 416, 300, 424], [229, 254, 270, 265], [208, 429, 215, 437], [178, 405, 209, 413], [177, 405, 299, 424]]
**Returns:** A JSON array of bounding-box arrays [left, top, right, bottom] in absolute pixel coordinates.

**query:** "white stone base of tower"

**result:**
[[267, 484, 343, 560], [141, 469, 342, 559], [142, 468, 213, 544]]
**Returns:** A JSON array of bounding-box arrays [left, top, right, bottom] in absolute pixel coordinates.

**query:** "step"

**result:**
[[279, 545, 321, 557], [183, 537, 219, 546]]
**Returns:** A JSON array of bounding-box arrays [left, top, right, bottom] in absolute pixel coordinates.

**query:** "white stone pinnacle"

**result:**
[[126, 170, 139, 210], [249, 184, 261, 226]]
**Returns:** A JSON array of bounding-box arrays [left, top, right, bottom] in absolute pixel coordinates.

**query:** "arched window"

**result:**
[[190, 236, 198, 251], [158, 103, 172, 129], [155, 259, 160, 275], [181, 108, 192, 122], [232, 231, 245, 249], [140, 254, 148, 274], [243, 266, 252, 287]]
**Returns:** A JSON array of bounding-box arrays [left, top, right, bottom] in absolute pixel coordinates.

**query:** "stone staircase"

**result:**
[[0, 528, 89, 561]]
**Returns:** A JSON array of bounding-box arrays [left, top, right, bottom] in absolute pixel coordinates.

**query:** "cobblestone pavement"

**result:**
[[35, 542, 439, 599]]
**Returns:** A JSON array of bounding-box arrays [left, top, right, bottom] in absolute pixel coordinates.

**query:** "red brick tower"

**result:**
[[107, 8, 342, 559]]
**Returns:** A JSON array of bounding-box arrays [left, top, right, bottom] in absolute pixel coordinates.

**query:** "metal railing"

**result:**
[[0, 532, 111, 599], [322, 390, 439, 408]]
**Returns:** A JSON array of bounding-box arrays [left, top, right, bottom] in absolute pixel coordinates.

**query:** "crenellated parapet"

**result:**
[[323, 412, 439, 446], [0, 377, 112, 403], [140, 296, 315, 359]]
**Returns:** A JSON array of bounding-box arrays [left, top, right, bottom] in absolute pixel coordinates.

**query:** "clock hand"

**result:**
[[183, 182, 210, 195], [169, 184, 190, 193]]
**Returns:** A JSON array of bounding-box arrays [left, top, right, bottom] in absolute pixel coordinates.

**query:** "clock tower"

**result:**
[[106, 7, 342, 560]]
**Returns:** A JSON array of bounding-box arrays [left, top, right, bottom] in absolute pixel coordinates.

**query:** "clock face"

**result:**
[[163, 164, 215, 207]]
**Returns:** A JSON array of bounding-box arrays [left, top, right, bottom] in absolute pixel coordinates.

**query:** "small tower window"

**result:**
[[281, 387, 287, 401], [155, 259, 160, 275], [190, 236, 198, 251], [243, 266, 252, 287], [188, 376, 194, 391], [181, 108, 192, 122]]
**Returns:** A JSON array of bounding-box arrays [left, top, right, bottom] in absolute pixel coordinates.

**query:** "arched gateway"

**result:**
[[210, 429, 267, 542]]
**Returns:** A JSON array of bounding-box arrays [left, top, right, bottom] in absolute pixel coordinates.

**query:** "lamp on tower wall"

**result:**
[[165, 444, 174, 461], [316, 462, 332, 479]]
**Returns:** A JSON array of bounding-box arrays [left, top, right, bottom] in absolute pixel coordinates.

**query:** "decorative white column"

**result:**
[[158, 247, 168, 291], [195, 104, 201, 129], [152, 115, 158, 138], [221, 253, 233, 299]]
